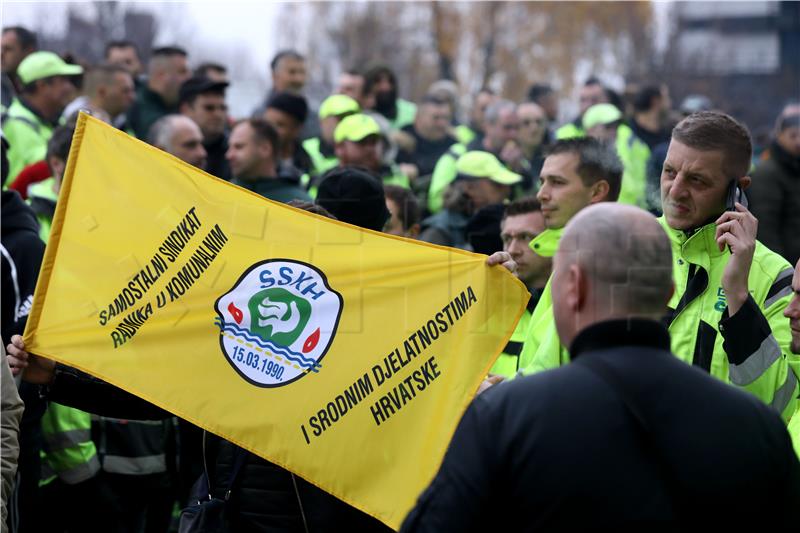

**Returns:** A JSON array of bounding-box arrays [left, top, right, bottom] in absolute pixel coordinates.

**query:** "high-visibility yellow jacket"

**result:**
[[519, 217, 799, 421], [3, 98, 59, 187]]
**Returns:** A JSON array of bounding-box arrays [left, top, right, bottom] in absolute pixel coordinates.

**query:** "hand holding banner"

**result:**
[[24, 113, 528, 529]]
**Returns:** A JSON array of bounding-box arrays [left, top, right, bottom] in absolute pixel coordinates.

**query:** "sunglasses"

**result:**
[[202, 103, 228, 113], [520, 118, 547, 127]]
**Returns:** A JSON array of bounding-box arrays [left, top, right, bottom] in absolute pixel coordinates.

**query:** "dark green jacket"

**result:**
[[127, 85, 176, 140], [231, 176, 311, 204]]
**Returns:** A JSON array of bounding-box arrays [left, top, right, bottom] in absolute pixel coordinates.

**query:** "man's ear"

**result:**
[[738, 175, 752, 191], [590, 180, 610, 204], [258, 140, 273, 160], [566, 263, 585, 313]]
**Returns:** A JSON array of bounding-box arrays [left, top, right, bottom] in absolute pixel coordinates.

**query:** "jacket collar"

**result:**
[[569, 318, 670, 360], [528, 227, 563, 258], [658, 216, 727, 269]]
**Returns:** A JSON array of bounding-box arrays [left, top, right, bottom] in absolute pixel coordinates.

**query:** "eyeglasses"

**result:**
[[520, 118, 547, 127], [202, 103, 228, 113]]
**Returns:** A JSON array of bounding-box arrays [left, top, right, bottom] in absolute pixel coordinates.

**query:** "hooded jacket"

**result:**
[[1, 190, 45, 342], [749, 141, 800, 266]]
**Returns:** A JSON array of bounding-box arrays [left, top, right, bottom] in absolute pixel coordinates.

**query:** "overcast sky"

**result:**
[[2, 1, 674, 118], [2, 1, 279, 116]]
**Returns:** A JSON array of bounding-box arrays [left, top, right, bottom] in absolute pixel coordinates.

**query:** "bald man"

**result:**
[[148, 114, 207, 169], [401, 204, 800, 531]]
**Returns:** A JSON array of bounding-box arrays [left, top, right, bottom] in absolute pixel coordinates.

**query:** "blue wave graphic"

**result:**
[[214, 318, 321, 371]]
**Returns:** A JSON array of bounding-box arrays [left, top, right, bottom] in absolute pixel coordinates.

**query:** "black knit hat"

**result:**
[[179, 75, 228, 106], [267, 91, 308, 125], [315, 167, 390, 232]]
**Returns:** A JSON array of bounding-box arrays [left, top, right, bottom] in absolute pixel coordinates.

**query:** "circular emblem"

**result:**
[[214, 259, 343, 387]]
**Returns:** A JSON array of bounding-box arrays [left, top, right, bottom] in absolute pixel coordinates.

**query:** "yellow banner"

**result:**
[[25, 114, 528, 529]]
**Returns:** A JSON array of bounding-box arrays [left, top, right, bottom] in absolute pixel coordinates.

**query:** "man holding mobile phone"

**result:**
[[658, 111, 798, 419], [521, 111, 798, 422]]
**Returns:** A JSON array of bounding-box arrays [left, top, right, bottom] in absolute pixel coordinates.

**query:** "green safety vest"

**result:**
[[27, 176, 58, 242], [40, 403, 100, 486], [658, 217, 798, 420], [391, 99, 417, 130], [615, 124, 650, 207], [490, 300, 537, 378], [3, 98, 58, 187], [427, 143, 468, 214], [301, 137, 339, 178], [789, 412, 800, 459], [518, 217, 799, 421], [516, 228, 566, 374]]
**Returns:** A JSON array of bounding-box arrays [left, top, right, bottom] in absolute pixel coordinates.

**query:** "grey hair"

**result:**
[[147, 114, 187, 152], [484, 99, 516, 125], [560, 204, 673, 317]]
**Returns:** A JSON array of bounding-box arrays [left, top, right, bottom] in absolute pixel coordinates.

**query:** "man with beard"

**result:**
[[749, 105, 800, 265], [363, 64, 417, 130], [179, 75, 232, 180]]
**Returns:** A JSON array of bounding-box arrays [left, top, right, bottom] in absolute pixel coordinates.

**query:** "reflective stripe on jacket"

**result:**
[[3, 99, 57, 186], [40, 403, 99, 485], [659, 217, 799, 420]]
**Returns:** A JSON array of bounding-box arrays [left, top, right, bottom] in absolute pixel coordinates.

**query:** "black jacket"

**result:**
[[46, 366, 390, 533], [1, 190, 44, 342], [204, 133, 232, 181], [749, 141, 800, 265], [1, 190, 48, 533], [401, 319, 800, 531]]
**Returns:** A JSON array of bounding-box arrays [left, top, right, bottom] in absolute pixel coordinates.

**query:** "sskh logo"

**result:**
[[214, 259, 343, 387]]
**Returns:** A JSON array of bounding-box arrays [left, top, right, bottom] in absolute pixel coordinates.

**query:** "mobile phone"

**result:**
[[725, 180, 749, 211]]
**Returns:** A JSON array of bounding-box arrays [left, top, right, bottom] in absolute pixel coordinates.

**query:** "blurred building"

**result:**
[[672, 1, 800, 135]]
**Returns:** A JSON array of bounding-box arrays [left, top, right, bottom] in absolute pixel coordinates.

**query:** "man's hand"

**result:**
[[6, 335, 56, 385], [476, 374, 505, 395], [715, 202, 757, 316], [499, 141, 524, 172], [486, 251, 517, 275]]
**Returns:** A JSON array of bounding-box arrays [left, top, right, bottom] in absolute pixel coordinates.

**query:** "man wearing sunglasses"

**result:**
[[517, 102, 549, 179], [179, 75, 231, 180]]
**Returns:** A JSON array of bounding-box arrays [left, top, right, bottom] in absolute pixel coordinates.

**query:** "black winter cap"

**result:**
[[267, 91, 308, 125], [179, 75, 229, 106], [315, 167, 390, 232]]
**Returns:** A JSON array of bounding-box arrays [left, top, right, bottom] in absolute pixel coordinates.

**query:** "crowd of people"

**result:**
[[1, 24, 800, 532]]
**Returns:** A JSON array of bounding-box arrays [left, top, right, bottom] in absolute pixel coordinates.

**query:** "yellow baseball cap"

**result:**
[[582, 103, 623, 130], [319, 94, 360, 120], [334, 113, 381, 143], [17, 51, 83, 85], [455, 151, 521, 185]]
